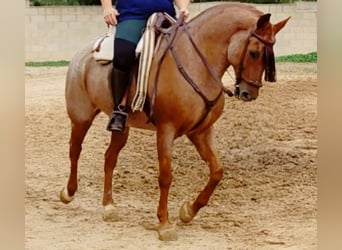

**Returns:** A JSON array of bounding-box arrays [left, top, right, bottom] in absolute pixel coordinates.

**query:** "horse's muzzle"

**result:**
[[235, 80, 260, 101], [239, 90, 257, 101]]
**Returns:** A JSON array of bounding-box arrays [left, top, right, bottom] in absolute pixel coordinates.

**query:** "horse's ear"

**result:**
[[273, 16, 291, 35], [257, 13, 271, 30]]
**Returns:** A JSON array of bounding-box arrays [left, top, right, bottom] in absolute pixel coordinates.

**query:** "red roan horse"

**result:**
[[60, 3, 290, 241]]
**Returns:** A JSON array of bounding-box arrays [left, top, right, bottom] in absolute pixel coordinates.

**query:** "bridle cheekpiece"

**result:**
[[234, 28, 276, 97]]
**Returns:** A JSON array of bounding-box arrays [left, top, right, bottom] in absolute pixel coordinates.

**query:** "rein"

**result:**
[[149, 13, 233, 131], [149, 13, 184, 120], [182, 23, 234, 97], [149, 13, 276, 130]]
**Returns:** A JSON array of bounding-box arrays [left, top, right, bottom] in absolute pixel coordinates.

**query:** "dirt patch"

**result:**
[[25, 62, 317, 249]]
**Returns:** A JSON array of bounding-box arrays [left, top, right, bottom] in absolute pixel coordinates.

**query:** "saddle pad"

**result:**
[[92, 25, 115, 65], [131, 13, 159, 112], [132, 12, 176, 112]]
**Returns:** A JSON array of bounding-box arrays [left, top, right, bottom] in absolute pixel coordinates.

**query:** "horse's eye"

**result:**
[[249, 51, 260, 59]]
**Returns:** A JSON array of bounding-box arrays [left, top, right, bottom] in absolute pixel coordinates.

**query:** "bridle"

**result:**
[[234, 29, 276, 96], [149, 13, 276, 130]]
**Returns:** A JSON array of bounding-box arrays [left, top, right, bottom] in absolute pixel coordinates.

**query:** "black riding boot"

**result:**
[[106, 67, 130, 132]]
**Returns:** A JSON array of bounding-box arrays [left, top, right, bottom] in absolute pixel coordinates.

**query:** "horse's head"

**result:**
[[227, 14, 290, 101]]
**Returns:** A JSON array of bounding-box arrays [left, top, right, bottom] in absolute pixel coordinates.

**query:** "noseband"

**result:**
[[235, 29, 276, 96]]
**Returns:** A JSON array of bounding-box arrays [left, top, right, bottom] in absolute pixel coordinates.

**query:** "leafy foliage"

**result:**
[[25, 60, 70, 67], [276, 52, 317, 63]]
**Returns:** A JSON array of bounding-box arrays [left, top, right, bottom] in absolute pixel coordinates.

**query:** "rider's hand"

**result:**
[[178, 8, 190, 19], [103, 7, 119, 26]]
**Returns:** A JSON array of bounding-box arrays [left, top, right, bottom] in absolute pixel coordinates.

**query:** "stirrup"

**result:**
[[106, 109, 128, 132]]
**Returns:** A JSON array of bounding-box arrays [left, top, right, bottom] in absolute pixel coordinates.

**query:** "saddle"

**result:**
[[91, 12, 176, 112]]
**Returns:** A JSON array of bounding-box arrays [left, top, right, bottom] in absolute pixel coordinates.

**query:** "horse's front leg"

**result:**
[[102, 129, 129, 222], [156, 126, 178, 241], [180, 127, 223, 223]]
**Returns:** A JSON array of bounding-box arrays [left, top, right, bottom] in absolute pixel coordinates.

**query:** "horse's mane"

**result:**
[[188, 3, 263, 29]]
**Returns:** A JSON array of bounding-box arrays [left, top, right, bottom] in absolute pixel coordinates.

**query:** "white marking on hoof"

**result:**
[[103, 204, 119, 222], [60, 186, 74, 204], [157, 224, 178, 241], [179, 201, 195, 223]]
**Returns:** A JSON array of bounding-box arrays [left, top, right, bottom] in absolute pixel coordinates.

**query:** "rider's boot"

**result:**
[[106, 67, 130, 132]]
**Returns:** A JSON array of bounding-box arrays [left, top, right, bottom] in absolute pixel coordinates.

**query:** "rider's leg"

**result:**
[[107, 20, 147, 132], [107, 38, 136, 132]]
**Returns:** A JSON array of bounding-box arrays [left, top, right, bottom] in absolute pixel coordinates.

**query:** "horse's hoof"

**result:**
[[103, 204, 120, 222], [157, 224, 178, 241], [179, 201, 195, 223], [60, 186, 74, 204]]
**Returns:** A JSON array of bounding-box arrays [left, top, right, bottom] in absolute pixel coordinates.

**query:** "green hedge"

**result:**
[[29, 0, 316, 6], [276, 52, 317, 63]]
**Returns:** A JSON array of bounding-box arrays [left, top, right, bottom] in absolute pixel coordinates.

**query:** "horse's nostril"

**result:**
[[240, 90, 250, 101]]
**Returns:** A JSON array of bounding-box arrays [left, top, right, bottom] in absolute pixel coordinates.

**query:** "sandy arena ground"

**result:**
[[25, 62, 317, 249]]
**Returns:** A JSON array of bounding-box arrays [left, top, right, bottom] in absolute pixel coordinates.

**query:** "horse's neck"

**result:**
[[190, 3, 259, 32], [185, 5, 259, 75]]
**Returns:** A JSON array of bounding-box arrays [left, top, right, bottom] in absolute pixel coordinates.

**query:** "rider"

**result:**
[[101, 0, 190, 132]]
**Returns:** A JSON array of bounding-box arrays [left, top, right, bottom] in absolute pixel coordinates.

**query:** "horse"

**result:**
[[60, 3, 290, 241]]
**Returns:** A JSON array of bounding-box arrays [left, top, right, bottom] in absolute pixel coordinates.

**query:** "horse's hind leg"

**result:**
[[60, 115, 97, 204], [101, 129, 130, 221], [180, 127, 223, 223]]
